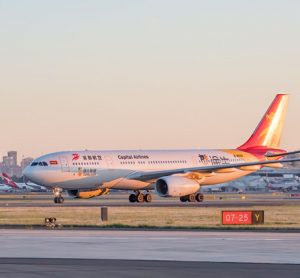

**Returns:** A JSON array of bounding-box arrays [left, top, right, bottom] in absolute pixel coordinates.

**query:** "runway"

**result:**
[[0, 192, 299, 207], [1, 229, 300, 263], [1, 229, 300, 277], [1, 200, 299, 208], [1, 259, 299, 278]]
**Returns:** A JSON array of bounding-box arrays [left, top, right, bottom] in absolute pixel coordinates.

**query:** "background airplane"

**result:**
[[23, 94, 300, 204], [0, 183, 13, 192], [0, 173, 46, 192]]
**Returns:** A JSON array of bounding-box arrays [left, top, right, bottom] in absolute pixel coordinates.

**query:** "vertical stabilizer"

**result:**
[[238, 94, 289, 150], [0, 173, 19, 188]]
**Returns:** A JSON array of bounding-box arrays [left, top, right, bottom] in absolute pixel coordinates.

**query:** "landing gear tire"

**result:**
[[129, 192, 152, 203], [196, 193, 204, 202], [180, 196, 188, 202], [136, 194, 144, 203], [129, 194, 137, 203], [54, 196, 64, 204], [188, 194, 196, 202], [144, 194, 152, 203]]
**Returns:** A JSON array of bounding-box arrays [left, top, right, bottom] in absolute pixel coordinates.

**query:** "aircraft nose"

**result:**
[[23, 166, 35, 182]]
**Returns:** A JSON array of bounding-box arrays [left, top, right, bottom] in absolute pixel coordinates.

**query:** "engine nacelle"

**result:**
[[155, 176, 200, 197], [67, 188, 109, 199]]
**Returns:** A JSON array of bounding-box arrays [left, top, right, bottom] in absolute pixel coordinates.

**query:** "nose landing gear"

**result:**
[[53, 187, 64, 204], [54, 196, 64, 204]]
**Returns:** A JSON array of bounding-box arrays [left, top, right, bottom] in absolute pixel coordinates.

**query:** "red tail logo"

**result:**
[[0, 173, 18, 189], [72, 153, 80, 161]]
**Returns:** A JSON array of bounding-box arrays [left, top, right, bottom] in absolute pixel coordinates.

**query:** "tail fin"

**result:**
[[238, 94, 289, 150], [0, 173, 19, 189]]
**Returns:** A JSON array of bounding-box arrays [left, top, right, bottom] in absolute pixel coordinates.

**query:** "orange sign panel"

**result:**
[[222, 211, 264, 225]]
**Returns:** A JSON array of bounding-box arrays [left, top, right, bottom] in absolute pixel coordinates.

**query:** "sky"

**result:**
[[0, 0, 300, 160]]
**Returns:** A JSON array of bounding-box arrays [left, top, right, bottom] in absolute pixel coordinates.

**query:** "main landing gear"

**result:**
[[180, 193, 204, 203], [129, 191, 153, 203], [53, 187, 64, 204]]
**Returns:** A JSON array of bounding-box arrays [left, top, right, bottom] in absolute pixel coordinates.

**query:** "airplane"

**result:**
[[23, 94, 300, 204], [0, 183, 14, 192], [0, 173, 19, 189], [0, 173, 46, 192]]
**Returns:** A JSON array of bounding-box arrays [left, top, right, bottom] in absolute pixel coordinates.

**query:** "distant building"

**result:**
[[3, 156, 14, 167], [0, 151, 22, 177], [8, 151, 17, 166], [21, 157, 34, 171]]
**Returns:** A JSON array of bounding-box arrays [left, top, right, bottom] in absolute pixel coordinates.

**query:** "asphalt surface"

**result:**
[[1, 259, 300, 278], [1, 229, 300, 264], [1, 200, 298, 207], [0, 193, 299, 207], [1, 229, 300, 277]]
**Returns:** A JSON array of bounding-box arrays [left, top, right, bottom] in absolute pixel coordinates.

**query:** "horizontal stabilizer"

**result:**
[[266, 150, 300, 158]]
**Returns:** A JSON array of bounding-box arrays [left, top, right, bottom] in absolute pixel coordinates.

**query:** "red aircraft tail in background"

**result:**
[[0, 173, 19, 189]]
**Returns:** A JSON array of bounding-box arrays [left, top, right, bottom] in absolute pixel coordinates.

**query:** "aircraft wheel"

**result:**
[[136, 194, 144, 203], [129, 194, 136, 203], [188, 194, 196, 202], [59, 196, 64, 203], [196, 193, 204, 202], [180, 196, 188, 202], [144, 194, 152, 203], [54, 197, 58, 203]]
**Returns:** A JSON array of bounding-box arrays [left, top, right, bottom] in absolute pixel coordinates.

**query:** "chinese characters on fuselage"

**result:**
[[198, 154, 230, 165]]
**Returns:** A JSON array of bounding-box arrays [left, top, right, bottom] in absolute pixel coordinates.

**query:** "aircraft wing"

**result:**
[[128, 157, 300, 182]]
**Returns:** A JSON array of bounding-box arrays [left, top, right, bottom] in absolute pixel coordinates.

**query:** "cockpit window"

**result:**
[[31, 161, 48, 167]]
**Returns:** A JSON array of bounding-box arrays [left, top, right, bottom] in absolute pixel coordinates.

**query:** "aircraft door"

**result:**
[[60, 156, 70, 172]]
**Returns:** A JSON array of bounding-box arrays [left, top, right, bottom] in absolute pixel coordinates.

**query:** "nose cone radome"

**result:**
[[23, 165, 43, 185], [23, 166, 34, 182]]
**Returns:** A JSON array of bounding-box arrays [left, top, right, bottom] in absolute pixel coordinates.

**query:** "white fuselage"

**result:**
[[23, 149, 258, 191]]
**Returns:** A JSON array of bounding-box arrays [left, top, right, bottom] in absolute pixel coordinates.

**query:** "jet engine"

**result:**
[[155, 176, 200, 197], [67, 188, 109, 199]]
